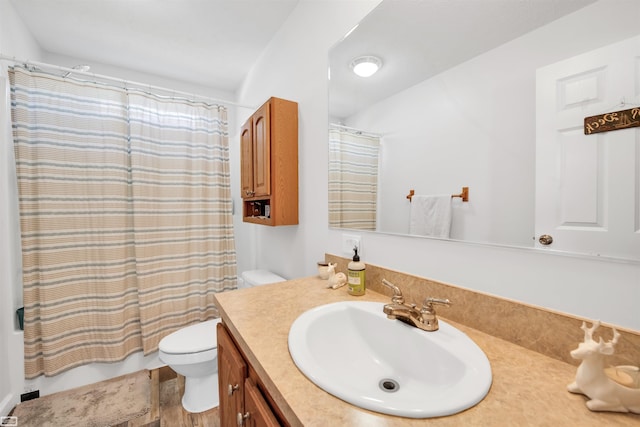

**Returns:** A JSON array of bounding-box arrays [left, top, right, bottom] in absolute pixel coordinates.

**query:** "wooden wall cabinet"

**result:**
[[217, 322, 284, 427], [240, 97, 298, 226]]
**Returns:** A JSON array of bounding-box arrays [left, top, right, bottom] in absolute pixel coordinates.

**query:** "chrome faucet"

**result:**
[[381, 279, 451, 332]]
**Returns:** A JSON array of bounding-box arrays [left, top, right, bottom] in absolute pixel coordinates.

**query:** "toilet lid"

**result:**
[[158, 318, 221, 354], [242, 269, 285, 286]]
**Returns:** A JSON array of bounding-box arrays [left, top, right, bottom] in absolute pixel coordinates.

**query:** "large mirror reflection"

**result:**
[[328, 0, 640, 261]]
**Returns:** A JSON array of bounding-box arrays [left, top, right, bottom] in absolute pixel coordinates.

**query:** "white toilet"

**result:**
[[238, 269, 286, 289], [158, 269, 285, 413], [158, 318, 222, 413]]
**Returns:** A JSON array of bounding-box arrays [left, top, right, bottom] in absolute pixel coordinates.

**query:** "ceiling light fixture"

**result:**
[[350, 56, 382, 78]]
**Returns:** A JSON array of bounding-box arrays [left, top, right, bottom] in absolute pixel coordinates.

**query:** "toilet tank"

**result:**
[[239, 270, 286, 288]]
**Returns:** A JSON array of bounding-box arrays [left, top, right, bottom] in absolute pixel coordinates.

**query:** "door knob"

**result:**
[[538, 234, 553, 245]]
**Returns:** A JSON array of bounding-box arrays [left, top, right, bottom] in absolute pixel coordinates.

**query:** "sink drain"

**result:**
[[379, 378, 400, 393]]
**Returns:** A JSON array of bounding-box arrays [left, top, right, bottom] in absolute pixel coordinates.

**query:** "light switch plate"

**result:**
[[342, 234, 361, 256]]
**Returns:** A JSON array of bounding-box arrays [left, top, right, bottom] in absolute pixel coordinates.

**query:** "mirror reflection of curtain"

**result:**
[[328, 127, 379, 230]]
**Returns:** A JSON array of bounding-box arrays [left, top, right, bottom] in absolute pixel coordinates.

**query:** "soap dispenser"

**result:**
[[347, 247, 366, 296]]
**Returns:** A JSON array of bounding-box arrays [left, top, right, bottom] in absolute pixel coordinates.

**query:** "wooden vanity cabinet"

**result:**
[[240, 97, 298, 226], [217, 322, 283, 427]]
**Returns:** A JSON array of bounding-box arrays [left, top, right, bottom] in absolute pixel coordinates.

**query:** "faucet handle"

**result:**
[[420, 298, 451, 331], [381, 279, 405, 304], [421, 297, 451, 312]]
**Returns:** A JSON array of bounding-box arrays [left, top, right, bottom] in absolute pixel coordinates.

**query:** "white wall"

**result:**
[[0, 0, 42, 415], [0, 77, 24, 416], [235, 0, 382, 280]]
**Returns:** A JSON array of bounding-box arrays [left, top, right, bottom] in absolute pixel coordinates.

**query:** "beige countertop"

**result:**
[[214, 277, 640, 426]]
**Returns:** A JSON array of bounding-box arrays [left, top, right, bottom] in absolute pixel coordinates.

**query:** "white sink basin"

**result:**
[[288, 301, 492, 418]]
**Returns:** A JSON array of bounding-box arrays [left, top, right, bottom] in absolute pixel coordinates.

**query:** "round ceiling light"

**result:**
[[350, 56, 382, 77]]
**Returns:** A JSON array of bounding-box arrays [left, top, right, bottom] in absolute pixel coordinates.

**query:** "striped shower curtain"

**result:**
[[128, 91, 236, 351], [10, 67, 236, 377], [328, 128, 380, 230]]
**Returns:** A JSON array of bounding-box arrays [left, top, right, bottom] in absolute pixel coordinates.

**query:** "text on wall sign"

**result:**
[[584, 107, 640, 135]]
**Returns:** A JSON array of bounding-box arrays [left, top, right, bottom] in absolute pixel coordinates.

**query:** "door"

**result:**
[[535, 35, 640, 259], [252, 102, 271, 197]]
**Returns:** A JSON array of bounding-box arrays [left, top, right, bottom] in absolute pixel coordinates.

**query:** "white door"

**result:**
[[535, 36, 640, 260]]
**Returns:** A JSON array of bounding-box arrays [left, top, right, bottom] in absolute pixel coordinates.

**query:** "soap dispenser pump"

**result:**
[[347, 247, 366, 296]]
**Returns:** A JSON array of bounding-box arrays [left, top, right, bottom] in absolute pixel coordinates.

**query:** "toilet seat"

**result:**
[[159, 318, 221, 355], [159, 347, 217, 366]]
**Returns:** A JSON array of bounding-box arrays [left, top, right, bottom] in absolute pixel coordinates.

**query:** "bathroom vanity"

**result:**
[[214, 271, 640, 426]]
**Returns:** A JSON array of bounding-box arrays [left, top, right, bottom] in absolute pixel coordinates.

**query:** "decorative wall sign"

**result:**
[[584, 107, 640, 135]]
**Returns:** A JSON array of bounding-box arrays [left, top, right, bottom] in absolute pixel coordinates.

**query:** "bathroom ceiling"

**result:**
[[8, 0, 301, 94], [10, 0, 596, 102]]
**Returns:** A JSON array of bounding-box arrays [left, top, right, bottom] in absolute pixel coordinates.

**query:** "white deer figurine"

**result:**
[[326, 262, 347, 289], [567, 320, 640, 413]]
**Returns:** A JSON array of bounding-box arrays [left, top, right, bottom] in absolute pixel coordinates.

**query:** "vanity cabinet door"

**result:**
[[217, 322, 247, 427], [242, 377, 280, 427]]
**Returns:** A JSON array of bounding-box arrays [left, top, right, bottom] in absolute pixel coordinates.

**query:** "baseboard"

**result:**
[[0, 393, 16, 417]]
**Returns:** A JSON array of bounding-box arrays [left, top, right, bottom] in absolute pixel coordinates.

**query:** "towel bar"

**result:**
[[406, 187, 469, 202]]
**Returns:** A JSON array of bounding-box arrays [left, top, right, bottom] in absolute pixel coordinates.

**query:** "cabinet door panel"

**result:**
[[218, 323, 247, 427], [244, 377, 280, 427], [240, 120, 254, 198], [252, 102, 271, 197]]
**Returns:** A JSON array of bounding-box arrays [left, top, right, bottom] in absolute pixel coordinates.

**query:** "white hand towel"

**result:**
[[409, 195, 452, 238]]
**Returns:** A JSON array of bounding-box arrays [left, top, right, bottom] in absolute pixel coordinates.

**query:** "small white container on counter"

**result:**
[[317, 262, 330, 280]]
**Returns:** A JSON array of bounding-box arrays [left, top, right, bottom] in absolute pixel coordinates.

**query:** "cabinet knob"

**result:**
[[228, 383, 239, 396], [237, 411, 250, 426]]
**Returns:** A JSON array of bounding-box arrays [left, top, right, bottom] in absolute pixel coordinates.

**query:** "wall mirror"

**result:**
[[328, 0, 640, 262]]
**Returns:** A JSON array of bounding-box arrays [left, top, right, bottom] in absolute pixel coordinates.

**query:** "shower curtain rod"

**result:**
[[329, 122, 383, 138], [0, 53, 256, 110]]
